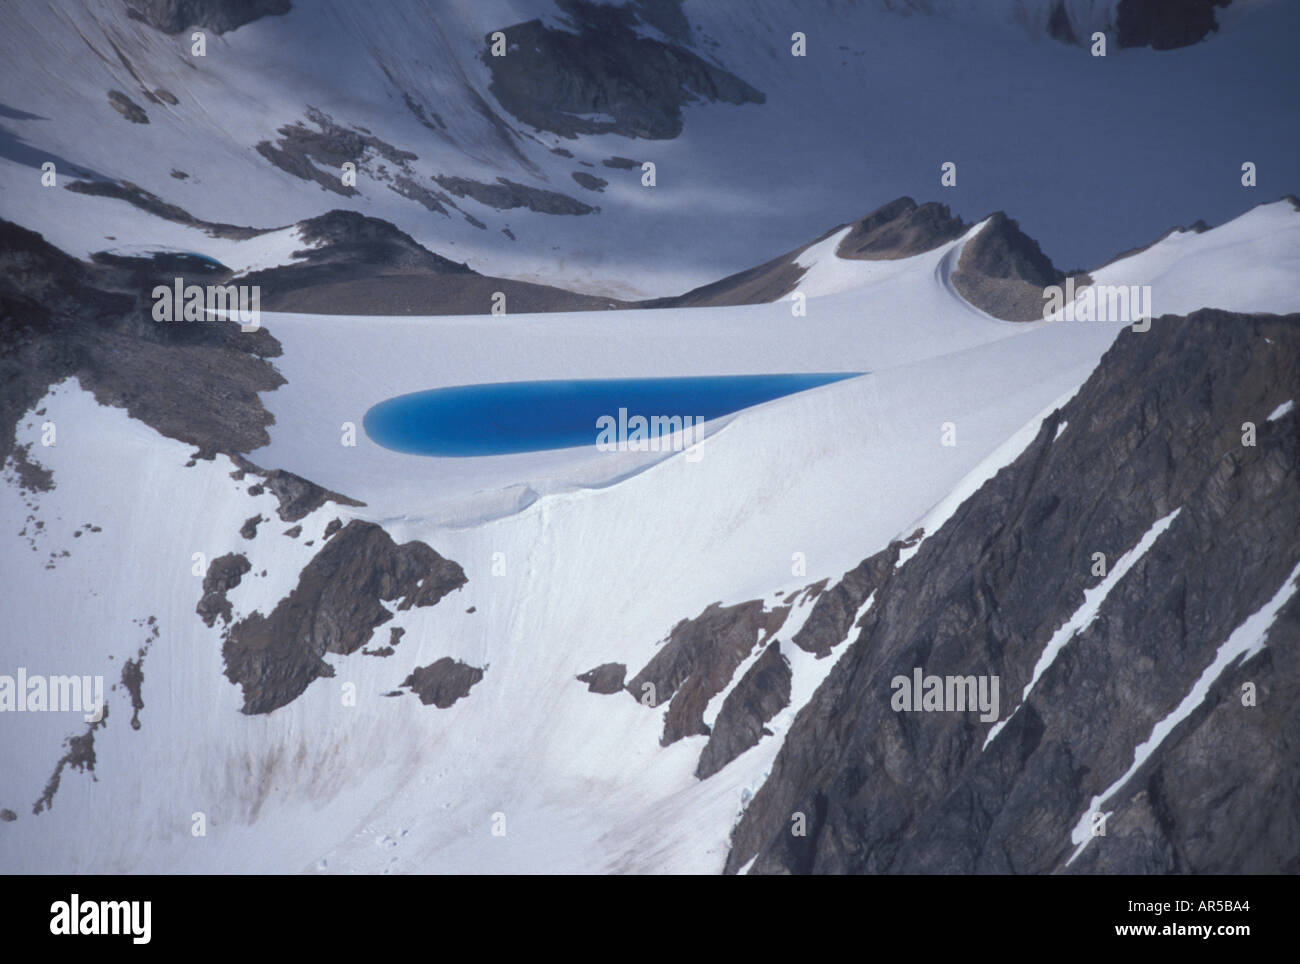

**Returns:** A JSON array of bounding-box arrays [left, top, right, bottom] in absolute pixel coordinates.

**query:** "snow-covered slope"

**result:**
[[1086, 198, 1300, 317], [2, 0, 1298, 877], [4, 191, 1296, 873]]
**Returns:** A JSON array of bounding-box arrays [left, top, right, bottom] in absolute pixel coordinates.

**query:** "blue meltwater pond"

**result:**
[[363, 373, 863, 456]]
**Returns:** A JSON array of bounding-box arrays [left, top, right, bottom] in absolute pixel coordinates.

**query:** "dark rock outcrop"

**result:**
[[257, 467, 335, 522], [33, 705, 109, 815], [577, 662, 626, 694], [6, 442, 54, 494], [954, 212, 1061, 287], [1042, 0, 1232, 50], [240, 210, 626, 316], [642, 195, 1106, 319], [628, 600, 788, 745], [402, 658, 484, 708], [196, 552, 251, 627], [20, 193, 620, 325], [483, 0, 763, 140], [602, 156, 640, 170], [951, 212, 1071, 321], [107, 90, 149, 124], [645, 242, 814, 310], [696, 642, 791, 779], [433, 175, 594, 216], [792, 531, 921, 657], [239, 209, 469, 288], [254, 108, 414, 197], [364, 626, 404, 657], [121, 657, 145, 730], [1045, 0, 1078, 45], [67, 180, 265, 239], [648, 197, 966, 310], [0, 219, 283, 468], [726, 309, 1300, 874], [230, 454, 362, 522], [389, 175, 450, 215], [835, 197, 967, 261], [1116, 0, 1232, 50], [571, 171, 607, 193], [656, 197, 1079, 321], [222, 521, 467, 714], [292, 209, 465, 274]]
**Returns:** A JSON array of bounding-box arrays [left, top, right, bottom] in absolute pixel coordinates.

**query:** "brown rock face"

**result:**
[[627, 600, 788, 745], [835, 197, 967, 261], [196, 552, 251, 627], [577, 663, 627, 694], [726, 310, 1300, 874], [483, 0, 763, 141], [792, 531, 920, 657], [696, 642, 792, 780], [240, 210, 628, 317], [0, 217, 289, 468], [650, 197, 970, 310], [402, 658, 485, 708], [231, 455, 363, 522], [1115, 0, 1232, 50], [222, 521, 467, 714], [108, 90, 149, 124], [951, 212, 1072, 322]]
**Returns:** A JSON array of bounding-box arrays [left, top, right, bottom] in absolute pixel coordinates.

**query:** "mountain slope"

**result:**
[[2, 0, 1294, 297], [726, 308, 1300, 873], [1, 0, 1297, 877], [3, 193, 1297, 872]]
